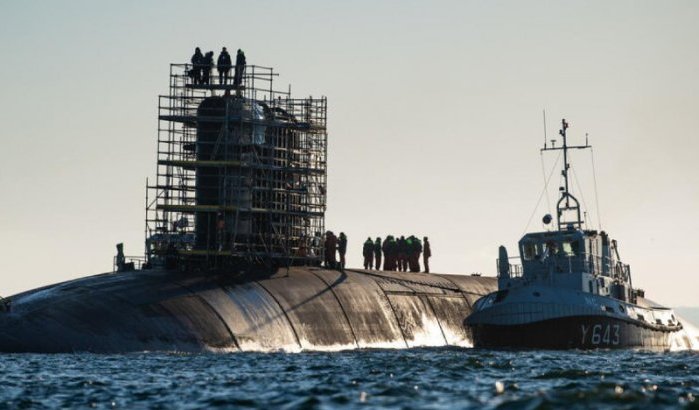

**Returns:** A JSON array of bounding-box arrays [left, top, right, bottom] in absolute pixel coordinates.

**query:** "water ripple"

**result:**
[[0, 349, 698, 409]]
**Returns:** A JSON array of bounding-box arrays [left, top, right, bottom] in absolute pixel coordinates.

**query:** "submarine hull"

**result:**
[[0, 267, 495, 353], [469, 315, 676, 350]]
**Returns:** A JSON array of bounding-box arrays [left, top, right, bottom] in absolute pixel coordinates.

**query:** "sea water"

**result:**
[[0, 349, 697, 409]]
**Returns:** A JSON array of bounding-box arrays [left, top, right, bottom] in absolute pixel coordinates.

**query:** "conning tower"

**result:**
[[146, 63, 328, 270]]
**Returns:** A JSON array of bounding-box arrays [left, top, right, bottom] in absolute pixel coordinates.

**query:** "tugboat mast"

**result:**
[[541, 119, 591, 231]]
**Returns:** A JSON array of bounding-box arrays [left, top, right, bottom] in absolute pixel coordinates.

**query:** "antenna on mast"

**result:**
[[543, 110, 547, 149], [540, 118, 592, 231]]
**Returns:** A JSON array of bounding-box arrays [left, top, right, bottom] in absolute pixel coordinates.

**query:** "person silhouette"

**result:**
[[233, 49, 246, 87], [217, 47, 232, 84]]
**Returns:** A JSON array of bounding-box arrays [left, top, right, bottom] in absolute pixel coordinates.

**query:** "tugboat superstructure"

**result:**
[[466, 119, 683, 349]]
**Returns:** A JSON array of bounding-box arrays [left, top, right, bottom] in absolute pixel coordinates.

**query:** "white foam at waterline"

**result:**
[[355, 339, 407, 350], [206, 343, 303, 353], [669, 315, 699, 351], [440, 324, 474, 348], [403, 313, 449, 347], [296, 342, 361, 352]]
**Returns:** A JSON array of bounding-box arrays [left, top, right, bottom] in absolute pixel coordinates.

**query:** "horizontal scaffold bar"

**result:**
[[158, 159, 242, 168], [178, 249, 323, 259], [157, 115, 326, 131], [157, 159, 325, 175], [185, 84, 245, 91], [156, 204, 324, 217]]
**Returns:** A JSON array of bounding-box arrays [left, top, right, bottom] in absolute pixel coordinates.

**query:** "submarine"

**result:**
[[466, 119, 686, 350], [0, 59, 497, 353]]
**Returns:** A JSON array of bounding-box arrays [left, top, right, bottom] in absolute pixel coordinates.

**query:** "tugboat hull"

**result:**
[[469, 315, 676, 350]]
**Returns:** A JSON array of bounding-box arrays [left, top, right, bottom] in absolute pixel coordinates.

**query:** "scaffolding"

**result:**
[[146, 62, 328, 269]]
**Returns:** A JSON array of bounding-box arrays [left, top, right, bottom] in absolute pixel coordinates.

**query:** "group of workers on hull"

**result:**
[[368, 235, 431, 273], [323, 232, 432, 274], [189, 47, 246, 86]]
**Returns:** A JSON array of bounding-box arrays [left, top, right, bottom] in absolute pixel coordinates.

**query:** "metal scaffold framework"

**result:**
[[146, 63, 328, 269]]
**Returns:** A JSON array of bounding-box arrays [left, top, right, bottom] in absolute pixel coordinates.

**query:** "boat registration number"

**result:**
[[581, 324, 620, 345]]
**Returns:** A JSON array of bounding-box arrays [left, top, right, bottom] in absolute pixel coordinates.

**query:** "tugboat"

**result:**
[[466, 119, 683, 349]]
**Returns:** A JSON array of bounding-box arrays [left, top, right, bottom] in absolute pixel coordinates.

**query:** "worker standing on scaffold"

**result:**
[[190, 47, 203, 85], [234, 49, 246, 87], [202, 51, 214, 85], [217, 47, 232, 85]]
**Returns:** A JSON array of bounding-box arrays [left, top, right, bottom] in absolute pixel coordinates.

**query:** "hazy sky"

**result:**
[[1, 1, 697, 306]]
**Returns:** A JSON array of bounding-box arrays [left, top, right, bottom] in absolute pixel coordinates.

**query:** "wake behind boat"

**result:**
[[466, 119, 683, 350]]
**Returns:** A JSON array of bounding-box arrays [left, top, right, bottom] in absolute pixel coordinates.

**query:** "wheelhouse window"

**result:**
[[561, 241, 579, 257], [522, 243, 537, 260]]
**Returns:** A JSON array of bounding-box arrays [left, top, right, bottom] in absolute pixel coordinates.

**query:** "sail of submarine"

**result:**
[[0, 59, 497, 353]]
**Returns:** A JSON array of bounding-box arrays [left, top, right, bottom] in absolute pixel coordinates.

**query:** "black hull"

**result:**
[[0, 267, 496, 353], [468, 315, 679, 350]]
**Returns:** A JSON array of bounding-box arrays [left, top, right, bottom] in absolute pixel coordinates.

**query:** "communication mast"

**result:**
[[541, 119, 591, 231]]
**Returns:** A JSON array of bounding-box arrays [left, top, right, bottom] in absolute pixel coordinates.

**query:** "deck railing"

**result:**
[[497, 253, 630, 280], [113, 256, 147, 272]]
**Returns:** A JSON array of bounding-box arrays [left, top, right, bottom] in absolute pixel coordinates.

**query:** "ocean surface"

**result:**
[[0, 349, 697, 409]]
